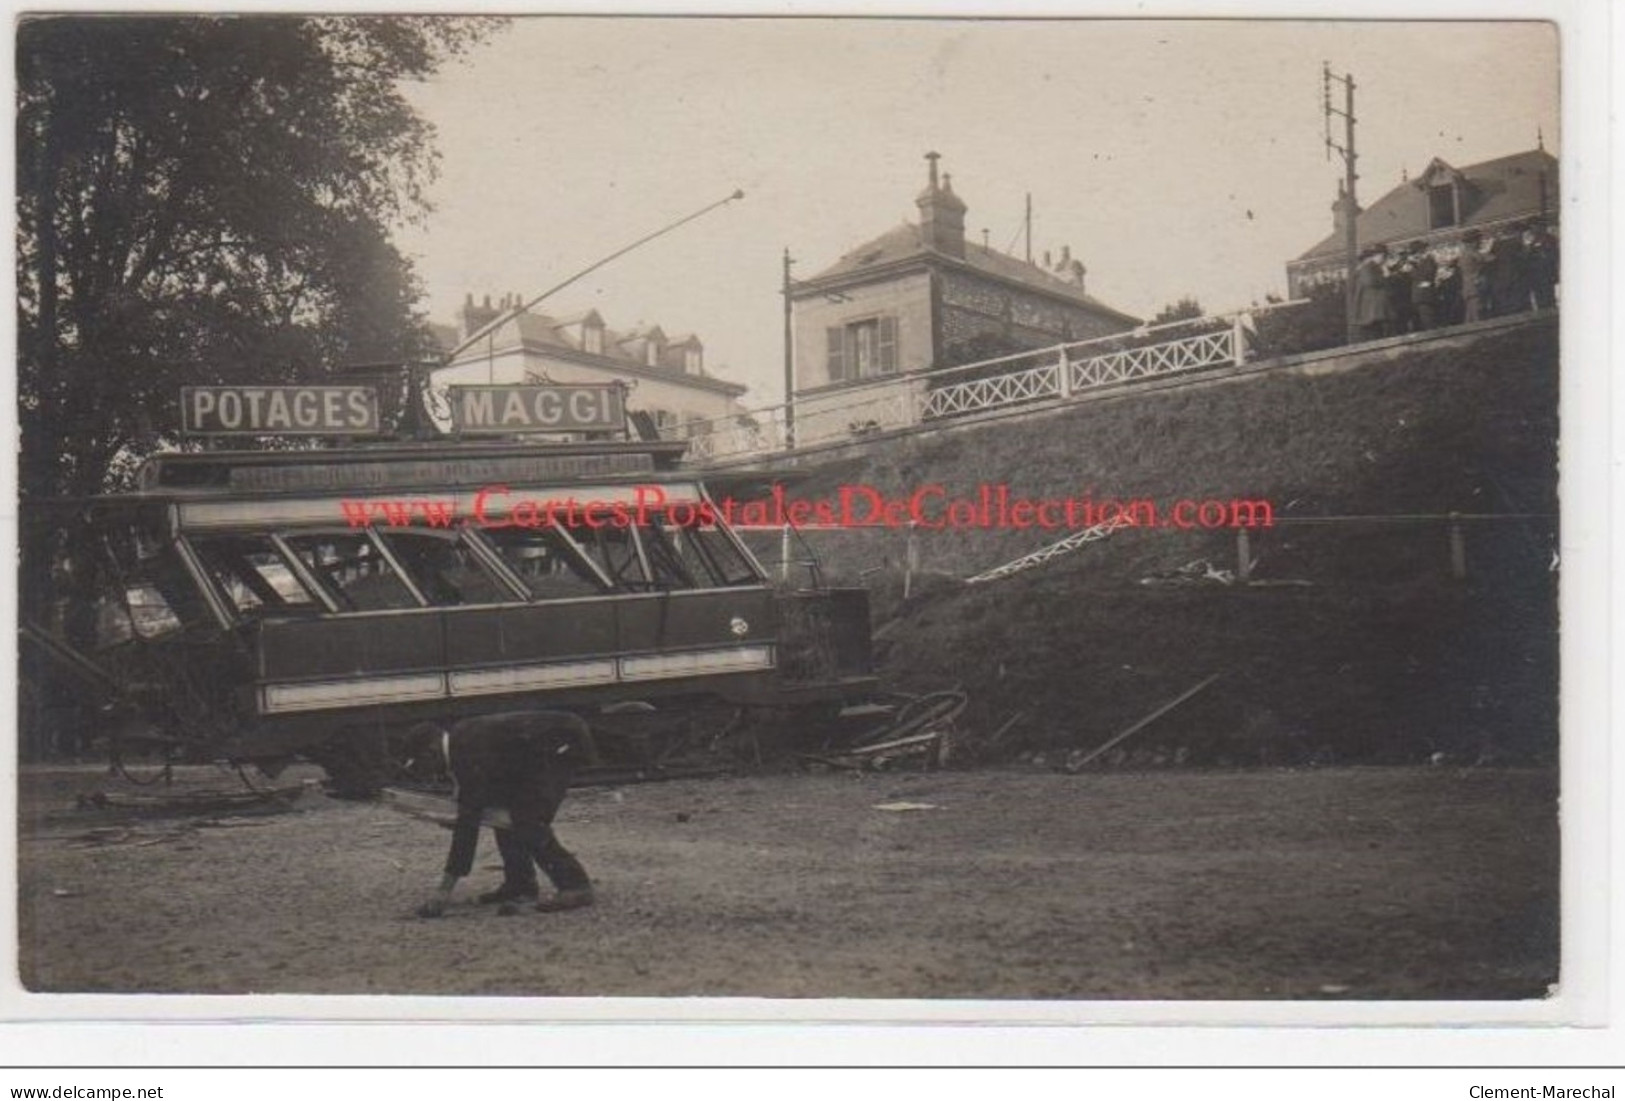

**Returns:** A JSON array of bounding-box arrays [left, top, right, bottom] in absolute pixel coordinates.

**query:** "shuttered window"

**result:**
[[876, 316, 897, 375], [852, 321, 878, 376], [826, 326, 847, 382], [827, 316, 898, 383]]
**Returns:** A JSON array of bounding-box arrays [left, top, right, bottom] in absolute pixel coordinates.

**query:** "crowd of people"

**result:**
[[1352, 221, 1559, 341]]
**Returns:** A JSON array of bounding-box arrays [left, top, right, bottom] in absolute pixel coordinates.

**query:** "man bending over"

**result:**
[[413, 710, 594, 918]]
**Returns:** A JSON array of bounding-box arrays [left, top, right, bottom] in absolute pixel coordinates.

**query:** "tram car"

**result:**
[[26, 396, 876, 792]]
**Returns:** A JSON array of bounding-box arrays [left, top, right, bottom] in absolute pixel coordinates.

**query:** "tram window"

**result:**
[[576, 526, 651, 591], [94, 594, 136, 647], [638, 519, 702, 589], [126, 584, 185, 639], [147, 551, 217, 632], [477, 526, 606, 600], [189, 535, 319, 618], [87, 519, 211, 637], [377, 531, 512, 606], [94, 583, 184, 646], [282, 532, 418, 612], [674, 522, 761, 586]]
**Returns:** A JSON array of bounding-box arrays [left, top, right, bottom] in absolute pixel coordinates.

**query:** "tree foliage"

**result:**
[[15, 14, 504, 508], [937, 331, 1034, 370], [1249, 281, 1348, 360], [1150, 296, 1204, 325]]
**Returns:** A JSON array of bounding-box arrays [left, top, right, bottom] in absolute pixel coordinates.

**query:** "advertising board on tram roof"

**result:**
[[180, 385, 382, 436], [450, 384, 626, 435]]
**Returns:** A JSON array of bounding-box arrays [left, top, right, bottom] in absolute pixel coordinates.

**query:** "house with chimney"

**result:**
[[1286, 146, 1558, 297], [429, 296, 747, 435], [789, 154, 1139, 431]]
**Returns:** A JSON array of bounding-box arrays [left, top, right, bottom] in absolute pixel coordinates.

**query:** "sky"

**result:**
[[394, 18, 1559, 406]]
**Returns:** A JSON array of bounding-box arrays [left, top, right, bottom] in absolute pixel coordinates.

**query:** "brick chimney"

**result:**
[[916, 152, 967, 259], [459, 293, 503, 339]]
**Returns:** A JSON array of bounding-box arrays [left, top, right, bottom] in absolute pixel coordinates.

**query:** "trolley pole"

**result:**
[[1324, 63, 1360, 344], [445, 189, 746, 363]]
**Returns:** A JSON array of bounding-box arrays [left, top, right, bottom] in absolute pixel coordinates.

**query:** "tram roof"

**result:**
[[135, 439, 691, 496]]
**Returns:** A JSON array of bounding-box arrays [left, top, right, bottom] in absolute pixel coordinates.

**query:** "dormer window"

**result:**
[[1428, 183, 1459, 229], [646, 342, 660, 368], [583, 324, 603, 355], [1418, 159, 1468, 232], [684, 347, 702, 374]]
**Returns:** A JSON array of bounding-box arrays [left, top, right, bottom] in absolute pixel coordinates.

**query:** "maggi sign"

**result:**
[[181, 386, 381, 436], [450, 384, 626, 435]]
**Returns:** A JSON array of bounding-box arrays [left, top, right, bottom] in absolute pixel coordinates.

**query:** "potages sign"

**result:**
[[181, 386, 381, 436], [450, 384, 626, 435]]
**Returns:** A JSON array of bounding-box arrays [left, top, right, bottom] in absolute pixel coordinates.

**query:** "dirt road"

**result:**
[[16, 763, 1557, 1000]]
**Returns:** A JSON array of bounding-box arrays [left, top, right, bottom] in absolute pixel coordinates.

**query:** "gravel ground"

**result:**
[[16, 762, 1558, 1000]]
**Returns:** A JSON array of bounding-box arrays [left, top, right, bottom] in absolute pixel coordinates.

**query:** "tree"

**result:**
[[15, 14, 503, 625], [1150, 296, 1204, 325], [1249, 281, 1348, 360]]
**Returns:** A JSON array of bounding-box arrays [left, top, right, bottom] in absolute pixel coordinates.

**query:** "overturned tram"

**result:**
[[25, 424, 877, 791]]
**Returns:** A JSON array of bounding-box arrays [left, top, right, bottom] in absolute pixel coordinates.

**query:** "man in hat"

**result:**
[[1353, 244, 1394, 340], [1491, 226, 1529, 316], [1406, 244, 1439, 331], [1458, 230, 1487, 323], [1523, 223, 1559, 310], [1386, 244, 1417, 334], [414, 710, 595, 919]]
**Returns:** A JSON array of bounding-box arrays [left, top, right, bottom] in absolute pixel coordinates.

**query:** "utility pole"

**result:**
[[1024, 193, 1033, 263], [1324, 63, 1359, 344], [782, 248, 796, 449]]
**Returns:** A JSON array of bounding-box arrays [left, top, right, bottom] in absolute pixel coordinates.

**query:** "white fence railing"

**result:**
[[920, 361, 1061, 420], [679, 306, 1288, 463], [684, 405, 791, 461], [1070, 327, 1236, 390]]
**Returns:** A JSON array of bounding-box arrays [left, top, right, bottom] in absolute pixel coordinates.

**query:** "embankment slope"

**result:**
[[760, 318, 1559, 764]]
